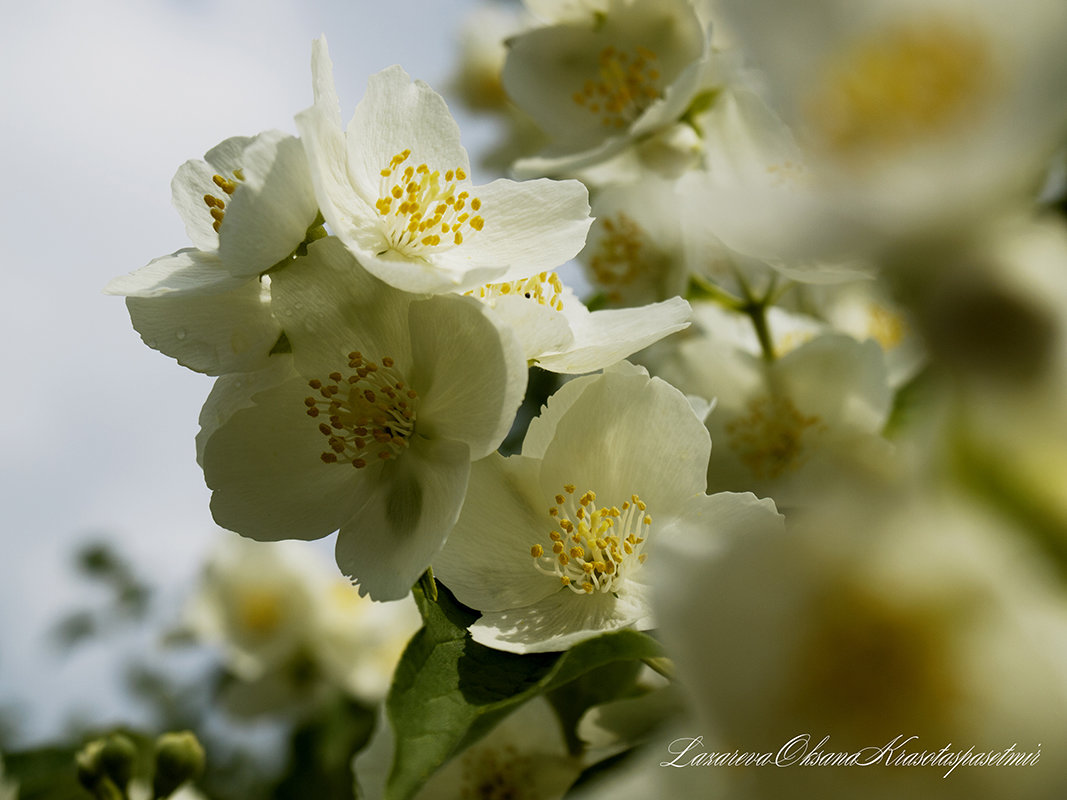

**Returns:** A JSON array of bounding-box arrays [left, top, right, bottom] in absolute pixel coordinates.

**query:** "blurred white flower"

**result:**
[[186, 534, 420, 706], [296, 37, 592, 294], [105, 131, 319, 374], [433, 361, 782, 653], [704, 0, 1067, 268], [653, 482, 1067, 799], [655, 302, 893, 507], [504, 0, 722, 177], [199, 237, 526, 600], [186, 537, 321, 682]]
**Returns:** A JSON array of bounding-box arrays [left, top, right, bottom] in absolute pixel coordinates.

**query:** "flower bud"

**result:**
[[152, 731, 205, 798]]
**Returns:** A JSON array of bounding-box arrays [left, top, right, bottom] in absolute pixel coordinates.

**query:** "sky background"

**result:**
[[0, 0, 500, 745]]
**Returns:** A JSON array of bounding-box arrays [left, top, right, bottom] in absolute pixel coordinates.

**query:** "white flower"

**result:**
[[310, 571, 421, 702], [185, 533, 420, 703], [655, 302, 893, 507], [704, 0, 1067, 267], [504, 0, 720, 177], [653, 484, 1067, 799], [466, 271, 691, 373], [199, 237, 527, 600], [354, 698, 584, 800], [296, 37, 593, 294], [811, 279, 925, 389], [105, 131, 319, 374], [433, 362, 782, 653], [185, 536, 322, 682]]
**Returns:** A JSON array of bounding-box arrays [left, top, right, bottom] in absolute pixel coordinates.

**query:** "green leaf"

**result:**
[[382, 582, 663, 800], [882, 366, 935, 439]]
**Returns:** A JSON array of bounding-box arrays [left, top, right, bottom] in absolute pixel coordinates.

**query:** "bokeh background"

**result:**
[[0, 0, 487, 745]]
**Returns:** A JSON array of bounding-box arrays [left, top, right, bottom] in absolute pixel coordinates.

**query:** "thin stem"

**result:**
[[642, 656, 675, 681], [686, 274, 746, 312]]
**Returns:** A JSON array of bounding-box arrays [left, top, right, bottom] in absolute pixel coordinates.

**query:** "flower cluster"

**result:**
[[105, 0, 1067, 795]]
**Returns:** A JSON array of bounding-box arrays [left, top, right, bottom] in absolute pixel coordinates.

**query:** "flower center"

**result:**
[[374, 149, 485, 256], [466, 271, 565, 311], [235, 586, 284, 636], [303, 352, 418, 469], [531, 486, 650, 595], [804, 21, 992, 157], [587, 212, 666, 302], [572, 45, 663, 130], [202, 168, 245, 233], [724, 394, 825, 480]]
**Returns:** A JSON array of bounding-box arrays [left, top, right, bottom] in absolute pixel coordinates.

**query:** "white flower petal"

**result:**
[[125, 278, 280, 376], [538, 364, 710, 511], [296, 40, 372, 261], [335, 434, 471, 600], [202, 375, 375, 542], [521, 362, 648, 460], [171, 135, 253, 252], [535, 295, 691, 374], [433, 454, 563, 612], [269, 237, 414, 378], [483, 294, 575, 362], [196, 357, 297, 466], [776, 333, 892, 432], [470, 583, 651, 654], [654, 491, 784, 558], [217, 131, 319, 277], [432, 177, 592, 281], [104, 249, 241, 298], [407, 295, 527, 460], [344, 64, 469, 206]]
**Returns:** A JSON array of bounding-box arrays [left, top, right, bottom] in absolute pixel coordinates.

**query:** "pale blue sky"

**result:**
[[0, 0, 493, 744]]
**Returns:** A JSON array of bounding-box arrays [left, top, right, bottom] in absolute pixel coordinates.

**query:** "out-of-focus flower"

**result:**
[[105, 131, 319, 375], [186, 534, 420, 708], [504, 0, 722, 177], [450, 4, 527, 113], [186, 537, 320, 682], [433, 361, 781, 653], [704, 0, 1067, 269], [653, 482, 1067, 799], [811, 279, 925, 389], [654, 302, 893, 507], [466, 271, 690, 373], [354, 698, 584, 800], [199, 237, 526, 600], [311, 571, 422, 702], [296, 37, 592, 295]]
